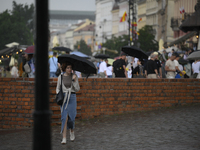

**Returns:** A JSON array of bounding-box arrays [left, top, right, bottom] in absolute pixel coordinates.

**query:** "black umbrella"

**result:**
[[178, 58, 189, 65], [58, 54, 97, 74], [121, 46, 148, 59], [52, 47, 72, 53], [94, 54, 110, 59]]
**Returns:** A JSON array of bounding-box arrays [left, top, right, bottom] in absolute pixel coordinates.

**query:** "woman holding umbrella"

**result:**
[[56, 61, 80, 144]]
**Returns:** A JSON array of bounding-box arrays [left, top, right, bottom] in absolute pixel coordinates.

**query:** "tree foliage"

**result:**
[[0, 1, 34, 49], [102, 35, 129, 58], [137, 25, 158, 52], [74, 39, 92, 56]]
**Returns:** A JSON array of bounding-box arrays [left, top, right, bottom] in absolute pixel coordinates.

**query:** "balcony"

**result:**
[[171, 12, 194, 31], [171, 17, 182, 31]]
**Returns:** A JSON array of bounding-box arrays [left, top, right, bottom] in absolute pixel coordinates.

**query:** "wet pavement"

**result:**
[[1, 104, 200, 150]]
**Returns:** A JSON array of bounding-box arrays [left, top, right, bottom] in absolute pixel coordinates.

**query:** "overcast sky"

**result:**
[[0, 0, 96, 13]]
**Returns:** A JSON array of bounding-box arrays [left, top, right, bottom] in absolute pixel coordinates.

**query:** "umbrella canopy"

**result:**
[[53, 47, 72, 53], [24, 45, 35, 54], [187, 50, 200, 60], [94, 54, 110, 59], [58, 54, 97, 74], [179, 9, 200, 33], [178, 58, 189, 65], [70, 51, 90, 59], [121, 46, 148, 59]]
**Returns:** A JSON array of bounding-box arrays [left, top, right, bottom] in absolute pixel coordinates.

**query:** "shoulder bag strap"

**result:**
[[60, 74, 63, 91]]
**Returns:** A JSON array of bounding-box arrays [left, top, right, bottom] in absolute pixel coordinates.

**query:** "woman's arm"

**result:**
[[56, 75, 61, 94], [72, 74, 80, 92]]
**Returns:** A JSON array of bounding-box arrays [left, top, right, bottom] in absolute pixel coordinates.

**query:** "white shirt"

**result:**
[[165, 59, 176, 78], [179, 64, 183, 71], [174, 60, 179, 67], [11, 66, 19, 77], [106, 66, 112, 76], [192, 62, 200, 74], [99, 61, 107, 73]]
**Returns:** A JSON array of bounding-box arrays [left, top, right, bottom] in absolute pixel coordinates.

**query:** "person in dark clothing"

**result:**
[[113, 52, 127, 78], [144, 53, 159, 78], [131, 59, 144, 78]]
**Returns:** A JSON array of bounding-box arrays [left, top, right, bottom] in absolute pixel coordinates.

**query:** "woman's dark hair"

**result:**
[[27, 54, 33, 61], [61, 62, 73, 72]]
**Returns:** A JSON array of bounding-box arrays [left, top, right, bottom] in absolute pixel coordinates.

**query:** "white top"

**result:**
[[99, 61, 107, 73], [165, 59, 176, 78], [10, 66, 19, 77], [179, 64, 183, 71], [174, 60, 179, 67], [134, 58, 139, 64], [106, 66, 112, 76], [192, 61, 200, 74]]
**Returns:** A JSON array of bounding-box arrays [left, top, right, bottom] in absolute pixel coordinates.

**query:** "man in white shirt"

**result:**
[[105, 59, 113, 78], [173, 53, 184, 76], [99, 59, 107, 78], [192, 60, 200, 78], [165, 53, 176, 79]]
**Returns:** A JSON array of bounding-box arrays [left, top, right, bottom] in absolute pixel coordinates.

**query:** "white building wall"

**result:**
[[95, 0, 114, 50]]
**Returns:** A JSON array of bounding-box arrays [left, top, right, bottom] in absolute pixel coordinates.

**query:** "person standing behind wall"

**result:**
[[49, 52, 58, 78], [144, 53, 160, 79], [99, 59, 107, 78], [113, 52, 127, 78], [165, 53, 176, 79]]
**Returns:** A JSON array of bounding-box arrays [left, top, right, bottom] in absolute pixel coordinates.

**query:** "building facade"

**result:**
[[95, 0, 114, 49], [170, 0, 198, 48]]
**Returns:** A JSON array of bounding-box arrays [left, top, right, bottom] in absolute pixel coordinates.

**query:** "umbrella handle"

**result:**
[[86, 74, 90, 81]]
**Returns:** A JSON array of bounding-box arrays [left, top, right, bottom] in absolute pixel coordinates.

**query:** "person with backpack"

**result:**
[[113, 52, 127, 78], [49, 52, 58, 77]]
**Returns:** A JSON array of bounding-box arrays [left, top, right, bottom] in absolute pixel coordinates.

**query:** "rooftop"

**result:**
[[49, 10, 95, 21]]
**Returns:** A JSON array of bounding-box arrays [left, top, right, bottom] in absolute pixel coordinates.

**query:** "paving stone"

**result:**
[[0, 104, 200, 150]]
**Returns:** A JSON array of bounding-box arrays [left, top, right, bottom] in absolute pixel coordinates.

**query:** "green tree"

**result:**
[[102, 34, 129, 58], [0, 1, 34, 49], [74, 39, 92, 56], [137, 25, 158, 52]]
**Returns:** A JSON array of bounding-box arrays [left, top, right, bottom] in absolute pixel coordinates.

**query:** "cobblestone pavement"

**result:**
[[1, 104, 200, 150]]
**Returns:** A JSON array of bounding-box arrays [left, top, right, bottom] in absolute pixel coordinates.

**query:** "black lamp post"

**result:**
[[33, 0, 51, 150]]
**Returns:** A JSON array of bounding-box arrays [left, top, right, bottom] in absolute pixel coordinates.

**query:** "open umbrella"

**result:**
[[24, 45, 35, 54], [53, 47, 72, 53], [178, 58, 189, 65], [187, 50, 200, 60], [121, 46, 148, 59], [70, 51, 90, 59], [94, 54, 110, 59], [58, 54, 97, 74]]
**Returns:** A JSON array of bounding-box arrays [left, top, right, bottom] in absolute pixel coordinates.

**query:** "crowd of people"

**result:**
[[0, 48, 199, 79], [96, 49, 200, 79]]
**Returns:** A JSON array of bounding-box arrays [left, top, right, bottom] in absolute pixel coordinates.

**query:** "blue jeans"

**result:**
[[50, 72, 57, 77]]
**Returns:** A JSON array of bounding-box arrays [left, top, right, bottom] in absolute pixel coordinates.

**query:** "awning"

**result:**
[[168, 31, 197, 47]]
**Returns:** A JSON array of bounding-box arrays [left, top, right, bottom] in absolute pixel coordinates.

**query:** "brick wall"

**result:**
[[0, 78, 200, 129]]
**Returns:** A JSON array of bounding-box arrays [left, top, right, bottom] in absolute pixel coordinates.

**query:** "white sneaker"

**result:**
[[70, 130, 75, 141], [61, 138, 66, 144]]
